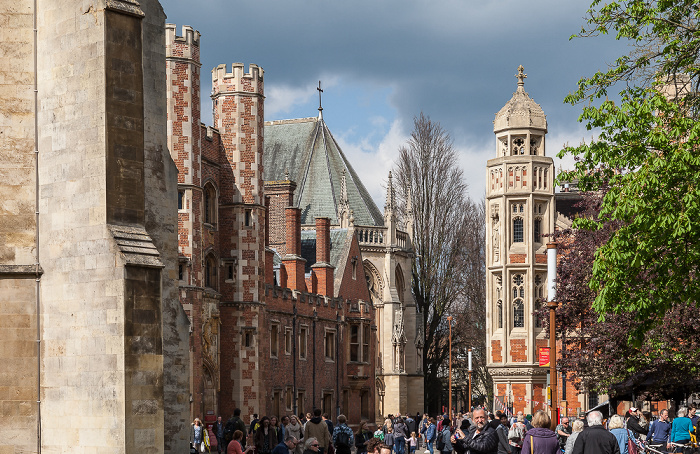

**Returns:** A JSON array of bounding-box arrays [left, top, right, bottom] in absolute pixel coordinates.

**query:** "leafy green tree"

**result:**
[[548, 192, 700, 401], [558, 0, 700, 339]]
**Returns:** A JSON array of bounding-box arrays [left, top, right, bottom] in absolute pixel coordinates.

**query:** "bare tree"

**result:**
[[393, 113, 486, 414]]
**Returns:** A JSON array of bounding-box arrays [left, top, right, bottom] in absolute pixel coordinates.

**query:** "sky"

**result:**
[[163, 0, 626, 205]]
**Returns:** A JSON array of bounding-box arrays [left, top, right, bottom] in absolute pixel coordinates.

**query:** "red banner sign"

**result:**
[[539, 347, 550, 367]]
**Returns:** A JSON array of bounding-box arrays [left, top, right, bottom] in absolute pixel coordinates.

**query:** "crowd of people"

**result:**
[[191, 404, 700, 454]]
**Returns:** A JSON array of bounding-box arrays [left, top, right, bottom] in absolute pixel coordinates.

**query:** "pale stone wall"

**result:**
[[142, 3, 192, 452], [0, 0, 39, 452]]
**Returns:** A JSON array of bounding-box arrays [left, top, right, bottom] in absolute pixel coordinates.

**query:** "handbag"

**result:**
[[626, 429, 639, 454]]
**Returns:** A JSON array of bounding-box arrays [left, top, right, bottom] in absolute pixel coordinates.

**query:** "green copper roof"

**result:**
[[264, 116, 384, 226]]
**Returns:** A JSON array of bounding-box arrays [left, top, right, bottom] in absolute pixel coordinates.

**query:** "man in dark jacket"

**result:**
[[626, 407, 647, 439], [452, 409, 498, 454], [572, 411, 620, 454]]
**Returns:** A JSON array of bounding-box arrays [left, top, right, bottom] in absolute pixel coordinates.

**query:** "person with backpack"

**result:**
[[507, 414, 527, 454], [332, 415, 355, 454], [437, 418, 453, 454], [496, 415, 512, 454], [225, 409, 248, 452], [425, 418, 437, 454]]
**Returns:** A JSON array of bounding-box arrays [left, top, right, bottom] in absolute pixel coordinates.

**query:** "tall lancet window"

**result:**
[[512, 273, 525, 328]]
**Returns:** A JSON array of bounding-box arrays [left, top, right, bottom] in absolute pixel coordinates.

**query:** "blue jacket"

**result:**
[[426, 424, 436, 442], [647, 419, 671, 444], [670, 417, 693, 443]]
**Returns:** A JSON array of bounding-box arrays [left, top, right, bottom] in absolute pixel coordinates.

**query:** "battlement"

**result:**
[[211, 63, 264, 95], [166, 24, 200, 46], [165, 24, 201, 61]]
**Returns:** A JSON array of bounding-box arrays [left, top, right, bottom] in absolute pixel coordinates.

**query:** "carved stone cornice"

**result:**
[[488, 366, 548, 377]]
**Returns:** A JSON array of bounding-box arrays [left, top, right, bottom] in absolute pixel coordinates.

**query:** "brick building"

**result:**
[[165, 24, 408, 426]]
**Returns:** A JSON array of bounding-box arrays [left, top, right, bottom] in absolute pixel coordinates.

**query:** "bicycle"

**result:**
[[667, 441, 698, 454]]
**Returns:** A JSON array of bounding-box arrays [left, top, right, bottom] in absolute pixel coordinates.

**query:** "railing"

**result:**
[[396, 230, 408, 249], [356, 226, 386, 246], [355, 226, 411, 250]]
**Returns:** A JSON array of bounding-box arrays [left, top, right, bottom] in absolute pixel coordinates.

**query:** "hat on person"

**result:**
[[630, 407, 638, 412]]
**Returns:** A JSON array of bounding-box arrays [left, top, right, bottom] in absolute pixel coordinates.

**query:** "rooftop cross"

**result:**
[[317, 80, 323, 112], [516, 65, 527, 90]]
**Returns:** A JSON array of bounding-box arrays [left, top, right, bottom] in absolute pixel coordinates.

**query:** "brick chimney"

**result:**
[[282, 207, 306, 292], [311, 217, 334, 297]]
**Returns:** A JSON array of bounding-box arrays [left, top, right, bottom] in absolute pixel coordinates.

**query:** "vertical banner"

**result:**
[[539, 347, 550, 367]]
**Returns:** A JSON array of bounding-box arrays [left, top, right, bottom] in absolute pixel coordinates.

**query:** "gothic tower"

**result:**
[[485, 66, 555, 414]]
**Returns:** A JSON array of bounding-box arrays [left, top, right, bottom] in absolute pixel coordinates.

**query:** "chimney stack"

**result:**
[[311, 217, 334, 297], [282, 207, 306, 292]]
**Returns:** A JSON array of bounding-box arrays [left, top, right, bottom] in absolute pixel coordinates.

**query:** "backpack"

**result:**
[[224, 418, 236, 441], [507, 423, 522, 443], [436, 429, 447, 452], [336, 427, 351, 448]]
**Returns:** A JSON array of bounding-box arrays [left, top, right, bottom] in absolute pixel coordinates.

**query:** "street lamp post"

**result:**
[[447, 316, 453, 419], [547, 242, 558, 430], [468, 349, 472, 412]]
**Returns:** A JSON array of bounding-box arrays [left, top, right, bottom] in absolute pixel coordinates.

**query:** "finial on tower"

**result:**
[[385, 171, 396, 214], [317, 80, 324, 119], [516, 65, 527, 91]]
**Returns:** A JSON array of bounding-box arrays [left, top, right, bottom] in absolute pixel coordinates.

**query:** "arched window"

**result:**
[[534, 218, 541, 243], [513, 300, 524, 328], [205, 253, 217, 289], [512, 273, 525, 328], [395, 265, 405, 304], [513, 217, 524, 243], [203, 183, 217, 225]]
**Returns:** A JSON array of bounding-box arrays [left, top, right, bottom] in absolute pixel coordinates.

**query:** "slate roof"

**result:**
[[300, 228, 350, 273], [264, 116, 384, 227]]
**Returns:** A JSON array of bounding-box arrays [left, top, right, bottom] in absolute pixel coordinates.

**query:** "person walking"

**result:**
[[438, 418, 453, 454], [564, 420, 584, 454], [520, 411, 559, 454], [356, 421, 374, 454], [192, 418, 205, 452], [304, 409, 331, 454], [332, 415, 355, 454], [425, 418, 437, 454], [647, 409, 671, 452], [607, 415, 629, 454], [394, 417, 409, 454], [555, 417, 571, 452], [495, 415, 512, 454], [507, 413, 527, 454], [214, 416, 226, 454], [668, 407, 694, 452], [255, 417, 278, 454], [287, 415, 305, 454], [571, 411, 620, 454]]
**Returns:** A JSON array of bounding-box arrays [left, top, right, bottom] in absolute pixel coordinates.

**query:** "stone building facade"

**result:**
[[1, 1, 190, 453], [485, 67, 592, 417], [485, 67, 556, 415]]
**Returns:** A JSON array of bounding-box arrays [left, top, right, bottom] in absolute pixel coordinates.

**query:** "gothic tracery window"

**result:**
[[512, 274, 525, 328]]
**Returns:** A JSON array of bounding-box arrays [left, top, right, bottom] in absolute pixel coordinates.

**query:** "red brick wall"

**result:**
[[265, 180, 297, 255], [509, 254, 526, 264], [491, 340, 502, 363], [510, 339, 527, 362], [535, 254, 547, 264], [533, 384, 545, 411], [512, 384, 526, 414]]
